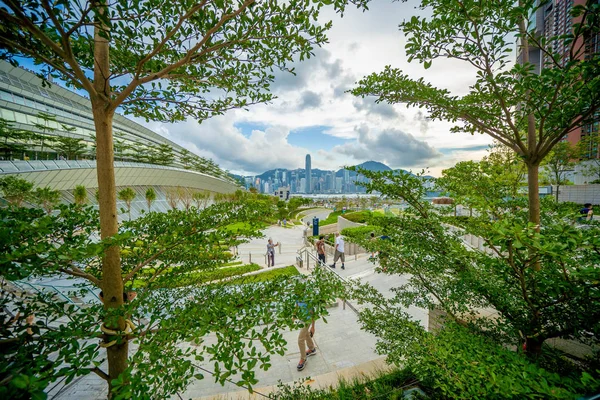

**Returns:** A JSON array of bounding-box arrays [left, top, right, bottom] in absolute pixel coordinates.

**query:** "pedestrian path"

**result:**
[[51, 222, 428, 400]]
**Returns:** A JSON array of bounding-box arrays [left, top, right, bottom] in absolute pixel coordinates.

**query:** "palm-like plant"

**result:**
[[118, 187, 136, 220], [145, 187, 156, 212]]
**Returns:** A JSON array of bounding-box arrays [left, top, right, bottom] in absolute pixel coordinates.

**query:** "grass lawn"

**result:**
[[319, 210, 343, 226], [225, 265, 300, 285], [225, 221, 268, 232]]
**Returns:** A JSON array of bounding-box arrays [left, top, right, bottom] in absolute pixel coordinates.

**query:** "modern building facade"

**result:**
[[0, 60, 240, 212]]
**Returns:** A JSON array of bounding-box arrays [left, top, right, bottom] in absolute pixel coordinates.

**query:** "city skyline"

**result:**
[[240, 158, 430, 195]]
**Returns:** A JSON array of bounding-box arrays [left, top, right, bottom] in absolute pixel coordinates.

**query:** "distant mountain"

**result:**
[[335, 160, 392, 177], [356, 160, 392, 172]]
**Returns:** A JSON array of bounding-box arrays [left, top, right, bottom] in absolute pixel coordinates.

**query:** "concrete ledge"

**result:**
[[193, 357, 393, 400]]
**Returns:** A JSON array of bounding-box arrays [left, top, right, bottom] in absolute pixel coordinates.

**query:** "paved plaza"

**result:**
[[50, 211, 428, 399]]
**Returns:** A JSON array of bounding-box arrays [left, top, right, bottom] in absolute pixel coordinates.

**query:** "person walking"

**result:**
[[266, 238, 279, 267], [295, 297, 317, 371], [315, 235, 326, 265], [369, 232, 377, 260], [330, 232, 345, 270], [579, 203, 594, 223]]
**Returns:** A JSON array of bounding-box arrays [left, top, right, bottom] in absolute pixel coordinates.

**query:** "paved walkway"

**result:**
[[51, 221, 429, 400]]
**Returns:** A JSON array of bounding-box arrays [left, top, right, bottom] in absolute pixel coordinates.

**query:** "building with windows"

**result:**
[[0, 61, 240, 216], [305, 154, 312, 194], [519, 0, 599, 153]]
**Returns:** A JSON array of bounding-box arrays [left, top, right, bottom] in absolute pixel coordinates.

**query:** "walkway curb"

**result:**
[[192, 357, 392, 400]]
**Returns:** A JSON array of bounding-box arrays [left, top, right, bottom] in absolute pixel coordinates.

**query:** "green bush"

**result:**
[[342, 210, 372, 224], [341, 226, 375, 238], [319, 211, 343, 226], [154, 263, 261, 288], [226, 265, 299, 285], [409, 324, 598, 399]]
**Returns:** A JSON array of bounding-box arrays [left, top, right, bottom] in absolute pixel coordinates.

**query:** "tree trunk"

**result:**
[[555, 184, 560, 203], [93, 4, 127, 396], [525, 336, 543, 359], [527, 162, 541, 228], [93, 104, 128, 395]]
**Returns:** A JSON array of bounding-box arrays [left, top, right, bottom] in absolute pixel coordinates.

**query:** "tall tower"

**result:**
[[305, 154, 312, 194]]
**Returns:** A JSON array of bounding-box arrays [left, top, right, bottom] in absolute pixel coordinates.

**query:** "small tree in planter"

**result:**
[[117, 187, 136, 221], [145, 187, 156, 213], [73, 185, 88, 206]]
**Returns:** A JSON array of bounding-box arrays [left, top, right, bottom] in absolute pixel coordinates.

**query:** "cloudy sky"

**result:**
[[140, 0, 495, 177]]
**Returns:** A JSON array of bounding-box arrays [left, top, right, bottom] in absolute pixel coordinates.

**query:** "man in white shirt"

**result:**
[[330, 232, 345, 270]]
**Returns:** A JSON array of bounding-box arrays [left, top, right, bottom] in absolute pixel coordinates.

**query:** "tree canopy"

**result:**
[[351, 0, 600, 227], [344, 164, 600, 397]]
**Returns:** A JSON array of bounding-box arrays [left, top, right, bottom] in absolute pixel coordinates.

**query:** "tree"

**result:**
[[345, 165, 600, 373], [113, 132, 132, 162], [157, 144, 175, 166], [0, 198, 343, 399], [0, 118, 28, 160], [577, 131, 600, 183], [351, 0, 600, 232], [32, 112, 58, 160], [0, 0, 368, 393], [0, 175, 33, 206], [192, 190, 210, 209], [32, 186, 61, 214], [50, 136, 88, 160], [166, 187, 179, 210], [277, 200, 288, 220], [129, 142, 150, 164], [177, 186, 192, 211], [541, 141, 578, 201], [145, 187, 156, 212], [179, 149, 194, 170], [73, 185, 88, 206], [437, 146, 526, 218], [117, 187, 137, 221]]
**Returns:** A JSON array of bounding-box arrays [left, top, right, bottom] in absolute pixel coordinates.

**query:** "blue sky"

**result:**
[[287, 126, 350, 152]]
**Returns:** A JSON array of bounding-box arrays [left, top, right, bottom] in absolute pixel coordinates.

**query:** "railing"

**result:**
[[296, 247, 359, 315], [10, 280, 100, 308]]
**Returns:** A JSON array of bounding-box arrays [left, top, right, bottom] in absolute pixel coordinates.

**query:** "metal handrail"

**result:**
[[296, 248, 359, 315], [12, 281, 101, 305]]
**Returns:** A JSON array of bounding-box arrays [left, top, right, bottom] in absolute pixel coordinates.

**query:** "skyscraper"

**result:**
[[518, 0, 599, 152], [305, 154, 312, 194]]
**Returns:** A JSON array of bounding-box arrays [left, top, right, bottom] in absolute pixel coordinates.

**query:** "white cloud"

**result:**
[[139, 0, 495, 177], [332, 125, 442, 168]]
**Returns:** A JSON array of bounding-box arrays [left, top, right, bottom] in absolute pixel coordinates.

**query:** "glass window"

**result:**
[[0, 90, 13, 102], [0, 162, 19, 172], [14, 112, 28, 124], [0, 109, 15, 121], [24, 98, 36, 108], [28, 160, 47, 170], [13, 161, 33, 171], [54, 160, 69, 169], [42, 161, 59, 170]]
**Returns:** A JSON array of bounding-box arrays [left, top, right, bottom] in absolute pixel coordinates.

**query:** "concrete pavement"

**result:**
[[50, 222, 428, 400]]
